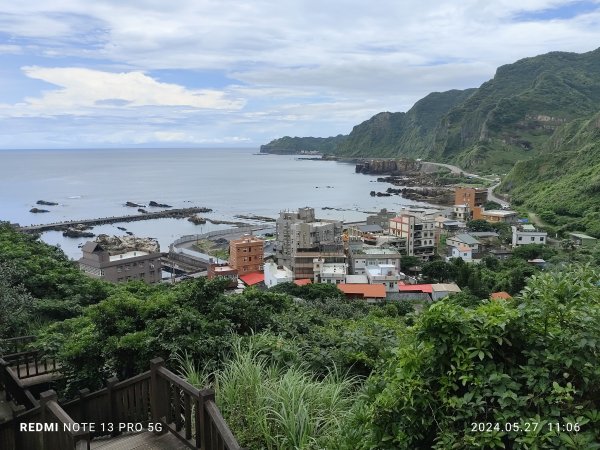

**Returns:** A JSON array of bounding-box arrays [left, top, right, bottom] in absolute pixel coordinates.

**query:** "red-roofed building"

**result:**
[[294, 279, 312, 286], [338, 283, 386, 302], [399, 284, 433, 294], [239, 271, 265, 287], [491, 291, 512, 300]]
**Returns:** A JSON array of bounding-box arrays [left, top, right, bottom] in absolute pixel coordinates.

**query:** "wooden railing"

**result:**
[[0, 357, 38, 409], [0, 357, 243, 450], [0, 391, 90, 450], [151, 357, 244, 450], [0, 335, 36, 356], [40, 391, 90, 450], [3, 350, 59, 380]]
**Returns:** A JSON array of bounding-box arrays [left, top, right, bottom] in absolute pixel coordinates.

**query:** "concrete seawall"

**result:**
[[18, 207, 213, 233]]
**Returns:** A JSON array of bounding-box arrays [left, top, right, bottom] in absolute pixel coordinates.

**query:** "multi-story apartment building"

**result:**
[[455, 187, 488, 209], [275, 207, 344, 279], [347, 245, 402, 275], [229, 235, 264, 276], [454, 187, 488, 220], [389, 214, 436, 260], [79, 241, 162, 283]]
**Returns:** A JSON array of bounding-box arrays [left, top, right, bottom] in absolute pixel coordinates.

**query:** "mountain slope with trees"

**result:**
[[500, 112, 600, 237], [261, 47, 600, 173]]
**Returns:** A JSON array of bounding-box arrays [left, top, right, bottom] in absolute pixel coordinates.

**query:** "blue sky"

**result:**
[[0, 0, 600, 149]]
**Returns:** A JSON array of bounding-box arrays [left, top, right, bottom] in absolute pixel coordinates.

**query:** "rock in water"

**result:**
[[30, 208, 50, 213], [125, 201, 145, 207], [36, 200, 58, 206], [149, 201, 173, 208]]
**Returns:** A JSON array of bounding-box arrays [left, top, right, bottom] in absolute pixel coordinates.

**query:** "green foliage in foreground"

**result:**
[[182, 337, 360, 450], [341, 265, 600, 449]]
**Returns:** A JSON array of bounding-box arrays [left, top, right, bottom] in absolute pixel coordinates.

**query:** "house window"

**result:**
[[530, 237, 535, 241], [540, 237, 544, 242], [518, 237, 522, 241]]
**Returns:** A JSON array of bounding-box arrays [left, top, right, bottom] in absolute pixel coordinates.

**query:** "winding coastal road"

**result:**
[[422, 161, 509, 208]]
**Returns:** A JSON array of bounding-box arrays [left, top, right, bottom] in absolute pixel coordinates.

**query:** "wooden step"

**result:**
[[90, 431, 192, 450]]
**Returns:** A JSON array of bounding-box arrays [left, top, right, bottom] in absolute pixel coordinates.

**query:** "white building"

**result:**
[[313, 258, 347, 284], [263, 261, 293, 288], [366, 264, 404, 293], [511, 224, 547, 247], [448, 244, 473, 262], [348, 245, 402, 275]]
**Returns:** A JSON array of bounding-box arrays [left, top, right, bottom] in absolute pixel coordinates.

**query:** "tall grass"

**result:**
[[179, 335, 360, 450]]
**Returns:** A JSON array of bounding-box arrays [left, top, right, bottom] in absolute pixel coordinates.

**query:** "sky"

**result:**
[[1, 0, 600, 149]]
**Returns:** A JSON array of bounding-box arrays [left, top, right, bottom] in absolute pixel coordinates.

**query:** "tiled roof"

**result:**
[[240, 272, 264, 286], [338, 283, 386, 298], [293, 279, 312, 286], [399, 284, 433, 293], [491, 291, 512, 300]]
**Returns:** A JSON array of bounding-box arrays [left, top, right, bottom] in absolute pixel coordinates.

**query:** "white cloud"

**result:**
[[3, 67, 245, 117], [1, 1, 600, 146]]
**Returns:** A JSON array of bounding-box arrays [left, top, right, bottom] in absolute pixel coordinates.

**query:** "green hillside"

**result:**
[[500, 112, 600, 237], [334, 89, 476, 157], [262, 47, 600, 172], [259, 135, 347, 154]]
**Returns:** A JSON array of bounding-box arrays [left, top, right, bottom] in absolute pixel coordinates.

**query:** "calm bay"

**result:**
[[0, 148, 432, 259]]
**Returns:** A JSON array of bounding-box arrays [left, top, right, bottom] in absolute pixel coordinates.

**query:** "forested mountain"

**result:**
[[333, 89, 476, 158], [262, 47, 600, 172], [500, 111, 600, 237], [259, 134, 347, 154]]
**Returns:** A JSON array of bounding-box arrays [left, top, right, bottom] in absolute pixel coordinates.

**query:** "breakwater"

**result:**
[[18, 207, 213, 233]]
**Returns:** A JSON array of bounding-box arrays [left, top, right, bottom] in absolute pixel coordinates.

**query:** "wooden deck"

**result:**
[[90, 432, 191, 450]]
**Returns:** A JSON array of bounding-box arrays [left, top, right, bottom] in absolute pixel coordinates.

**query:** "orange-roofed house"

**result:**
[[239, 271, 265, 287], [338, 283, 386, 302], [491, 291, 512, 300], [294, 279, 312, 286]]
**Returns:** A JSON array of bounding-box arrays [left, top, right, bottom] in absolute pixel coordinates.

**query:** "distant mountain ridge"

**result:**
[[259, 135, 347, 154], [261, 47, 600, 172]]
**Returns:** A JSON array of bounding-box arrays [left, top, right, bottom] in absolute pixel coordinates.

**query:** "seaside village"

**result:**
[[78, 186, 597, 303]]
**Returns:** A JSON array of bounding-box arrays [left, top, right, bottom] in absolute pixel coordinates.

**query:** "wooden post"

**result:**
[[150, 357, 165, 434], [106, 376, 119, 437], [199, 389, 215, 450], [78, 389, 90, 428], [40, 390, 57, 450]]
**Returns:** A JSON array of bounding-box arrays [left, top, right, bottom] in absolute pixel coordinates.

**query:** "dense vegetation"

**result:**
[[501, 112, 600, 238], [2, 223, 600, 448], [340, 265, 600, 449]]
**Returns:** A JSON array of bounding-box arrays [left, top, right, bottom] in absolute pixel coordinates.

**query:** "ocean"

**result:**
[[0, 148, 433, 259]]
